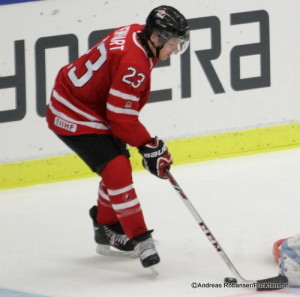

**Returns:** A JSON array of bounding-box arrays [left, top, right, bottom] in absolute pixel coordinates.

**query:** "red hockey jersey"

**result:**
[[46, 24, 158, 147]]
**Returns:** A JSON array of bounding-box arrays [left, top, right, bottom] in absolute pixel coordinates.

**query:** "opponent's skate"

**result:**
[[89, 206, 136, 257]]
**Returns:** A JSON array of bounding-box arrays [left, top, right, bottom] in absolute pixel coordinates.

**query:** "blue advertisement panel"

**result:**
[[0, 0, 43, 5]]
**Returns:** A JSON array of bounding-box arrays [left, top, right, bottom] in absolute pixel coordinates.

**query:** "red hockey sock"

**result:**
[[100, 155, 148, 238], [96, 181, 118, 225]]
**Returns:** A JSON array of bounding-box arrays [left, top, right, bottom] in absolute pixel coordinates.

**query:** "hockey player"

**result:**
[[46, 5, 189, 268]]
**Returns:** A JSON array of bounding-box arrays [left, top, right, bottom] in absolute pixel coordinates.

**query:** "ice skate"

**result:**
[[133, 231, 160, 268], [89, 206, 136, 257]]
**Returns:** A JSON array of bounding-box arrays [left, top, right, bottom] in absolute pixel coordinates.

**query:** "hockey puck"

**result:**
[[224, 277, 237, 283]]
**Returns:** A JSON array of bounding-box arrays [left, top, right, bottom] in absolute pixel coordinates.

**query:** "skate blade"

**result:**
[[96, 244, 137, 258], [149, 266, 159, 277]]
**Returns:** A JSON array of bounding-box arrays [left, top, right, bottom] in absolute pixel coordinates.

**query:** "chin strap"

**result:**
[[137, 32, 163, 58], [137, 32, 154, 58], [149, 40, 163, 58]]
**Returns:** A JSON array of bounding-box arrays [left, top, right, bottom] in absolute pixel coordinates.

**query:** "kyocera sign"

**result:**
[[0, 10, 270, 124]]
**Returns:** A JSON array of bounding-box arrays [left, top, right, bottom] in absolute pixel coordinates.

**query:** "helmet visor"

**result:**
[[157, 31, 189, 55], [164, 37, 189, 55]]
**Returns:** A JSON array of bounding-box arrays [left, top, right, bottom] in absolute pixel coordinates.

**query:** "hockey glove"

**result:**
[[138, 137, 172, 179]]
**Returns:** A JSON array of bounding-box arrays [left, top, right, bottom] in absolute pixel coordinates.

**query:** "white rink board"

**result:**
[[0, 0, 300, 163]]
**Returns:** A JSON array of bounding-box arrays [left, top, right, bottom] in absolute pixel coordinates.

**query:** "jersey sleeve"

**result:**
[[106, 62, 152, 147]]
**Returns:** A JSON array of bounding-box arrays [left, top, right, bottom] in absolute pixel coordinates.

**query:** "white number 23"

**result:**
[[122, 67, 145, 88]]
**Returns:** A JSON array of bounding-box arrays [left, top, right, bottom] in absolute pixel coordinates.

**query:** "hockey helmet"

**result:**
[[145, 5, 190, 55]]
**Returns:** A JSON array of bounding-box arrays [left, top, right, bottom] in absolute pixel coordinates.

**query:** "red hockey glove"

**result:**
[[138, 137, 173, 179]]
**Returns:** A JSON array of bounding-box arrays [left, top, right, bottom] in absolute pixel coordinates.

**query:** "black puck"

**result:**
[[224, 277, 237, 283]]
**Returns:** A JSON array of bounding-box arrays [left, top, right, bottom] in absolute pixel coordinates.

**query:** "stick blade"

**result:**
[[256, 275, 288, 291]]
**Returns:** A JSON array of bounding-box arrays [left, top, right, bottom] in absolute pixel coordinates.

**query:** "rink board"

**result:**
[[1, 122, 300, 189], [1, 0, 300, 189]]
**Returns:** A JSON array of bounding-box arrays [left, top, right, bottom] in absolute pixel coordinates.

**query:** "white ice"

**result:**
[[1, 148, 300, 297]]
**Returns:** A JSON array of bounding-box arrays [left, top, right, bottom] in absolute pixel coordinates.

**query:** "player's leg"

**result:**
[[101, 154, 160, 267], [96, 180, 117, 225], [55, 133, 160, 267], [55, 134, 135, 252], [100, 155, 147, 238]]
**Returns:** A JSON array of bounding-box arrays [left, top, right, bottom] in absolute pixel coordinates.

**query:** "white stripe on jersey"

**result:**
[[106, 103, 139, 116], [109, 88, 140, 101], [49, 101, 109, 130], [52, 89, 100, 121], [112, 198, 140, 211]]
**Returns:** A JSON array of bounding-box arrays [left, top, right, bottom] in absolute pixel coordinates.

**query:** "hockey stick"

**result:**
[[166, 170, 288, 291]]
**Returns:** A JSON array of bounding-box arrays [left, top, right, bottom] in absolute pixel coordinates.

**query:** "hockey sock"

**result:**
[[101, 155, 148, 238], [96, 181, 118, 225]]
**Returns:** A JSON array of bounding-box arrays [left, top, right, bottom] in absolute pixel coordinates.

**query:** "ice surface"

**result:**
[[1, 148, 300, 297]]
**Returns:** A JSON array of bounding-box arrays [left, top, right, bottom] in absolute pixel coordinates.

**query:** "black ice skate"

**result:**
[[132, 231, 160, 268], [89, 206, 136, 257]]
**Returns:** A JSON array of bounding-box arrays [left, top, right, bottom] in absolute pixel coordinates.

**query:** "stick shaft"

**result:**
[[166, 170, 248, 282]]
